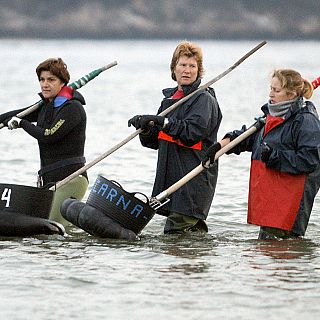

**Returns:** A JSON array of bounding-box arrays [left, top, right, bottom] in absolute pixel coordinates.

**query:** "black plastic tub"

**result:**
[[0, 183, 54, 219], [86, 175, 155, 234]]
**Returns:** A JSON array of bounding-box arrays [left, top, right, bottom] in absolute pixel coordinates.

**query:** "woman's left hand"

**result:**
[[202, 142, 222, 168], [261, 142, 273, 163]]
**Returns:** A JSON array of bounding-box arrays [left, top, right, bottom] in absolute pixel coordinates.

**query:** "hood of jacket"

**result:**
[[162, 78, 201, 98]]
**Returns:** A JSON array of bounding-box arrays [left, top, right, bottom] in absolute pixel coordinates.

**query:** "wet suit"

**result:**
[[0, 87, 88, 227], [20, 89, 87, 186]]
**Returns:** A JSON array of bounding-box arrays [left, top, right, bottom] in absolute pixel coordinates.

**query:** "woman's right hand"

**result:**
[[202, 142, 222, 168]]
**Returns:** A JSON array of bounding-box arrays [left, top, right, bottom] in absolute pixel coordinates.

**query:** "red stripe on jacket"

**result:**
[[158, 89, 202, 150], [158, 131, 202, 150]]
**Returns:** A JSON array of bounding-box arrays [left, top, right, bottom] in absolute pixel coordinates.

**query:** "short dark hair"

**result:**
[[36, 58, 70, 85]]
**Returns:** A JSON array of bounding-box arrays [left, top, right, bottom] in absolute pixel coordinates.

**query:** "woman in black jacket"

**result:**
[[0, 58, 88, 226], [128, 41, 222, 234]]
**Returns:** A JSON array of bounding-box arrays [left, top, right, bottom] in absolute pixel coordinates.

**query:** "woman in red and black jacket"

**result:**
[[204, 69, 320, 239], [128, 41, 222, 234]]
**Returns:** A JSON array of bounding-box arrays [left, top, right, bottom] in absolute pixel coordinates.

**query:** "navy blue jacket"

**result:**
[[226, 98, 320, 235], [139, 80, 222, 220]]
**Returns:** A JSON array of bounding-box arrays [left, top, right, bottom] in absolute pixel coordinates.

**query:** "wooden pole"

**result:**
[[0, 61, 117, 129], [54, 41, 267, 190]]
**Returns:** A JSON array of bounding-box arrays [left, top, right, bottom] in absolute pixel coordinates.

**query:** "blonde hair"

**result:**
[[170, 40, 204, 81], [271, 69, 313, 99]]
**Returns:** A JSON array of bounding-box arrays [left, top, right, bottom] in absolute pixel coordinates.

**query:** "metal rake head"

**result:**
[[149, 197, 170, 210]]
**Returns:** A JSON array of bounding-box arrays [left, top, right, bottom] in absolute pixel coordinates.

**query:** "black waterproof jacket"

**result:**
[[139, 80, 222, 220]]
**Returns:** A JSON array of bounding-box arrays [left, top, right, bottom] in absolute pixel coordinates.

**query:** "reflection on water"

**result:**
[[253, 238, 317, 260], [145, 233, 218, 257]]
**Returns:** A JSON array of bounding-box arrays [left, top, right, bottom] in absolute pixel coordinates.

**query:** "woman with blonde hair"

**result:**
[[203, 69, 320, 239]]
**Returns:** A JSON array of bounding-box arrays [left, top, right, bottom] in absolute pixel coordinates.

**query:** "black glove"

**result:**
[[260, 142, 273, 163], [128, 114, 165, 130], [254, 115, 266, 130], [202, 142, 222, 168], [128, 115, 142, 129], [139, 115, 165, 130]]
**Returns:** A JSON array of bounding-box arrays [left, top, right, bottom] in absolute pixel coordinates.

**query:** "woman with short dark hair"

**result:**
[[0, 57, 88, 226]]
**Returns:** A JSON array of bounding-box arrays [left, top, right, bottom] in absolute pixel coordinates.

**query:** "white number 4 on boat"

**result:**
[[1, 188, 11, 207]]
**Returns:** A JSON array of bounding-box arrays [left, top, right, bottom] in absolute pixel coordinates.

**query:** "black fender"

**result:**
[[61, 198, 137, 240], [0, 211, 65, 237]]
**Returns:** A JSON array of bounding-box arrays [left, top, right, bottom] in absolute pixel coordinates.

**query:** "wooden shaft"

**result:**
[[158, 41, 267, 117], [0, 101, 42, 129], [54, 130, 142, 190], [154, 124, 259, 202], [54, 41, 267, 189], [0, 61, 117, 129]]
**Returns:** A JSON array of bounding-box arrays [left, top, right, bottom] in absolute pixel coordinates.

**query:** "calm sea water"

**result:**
[[0, 39, 319, 320]]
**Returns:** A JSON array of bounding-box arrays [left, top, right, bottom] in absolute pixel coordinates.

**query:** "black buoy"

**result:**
[[0, 212, 65, 237], [61, 198, 137, 240]]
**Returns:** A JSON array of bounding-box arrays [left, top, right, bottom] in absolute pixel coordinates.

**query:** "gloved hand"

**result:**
[[139, 115, 165, 130], [202, 142, 222, 168], [7, 116, 22, 130], [260, 142, 273, 163], [128, 115, 142, 129], [128, 114, 165, 130], [254, 115, 266, 130]]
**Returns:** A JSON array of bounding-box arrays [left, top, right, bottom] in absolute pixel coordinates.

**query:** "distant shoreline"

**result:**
[[1, 1, 319, 42]]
